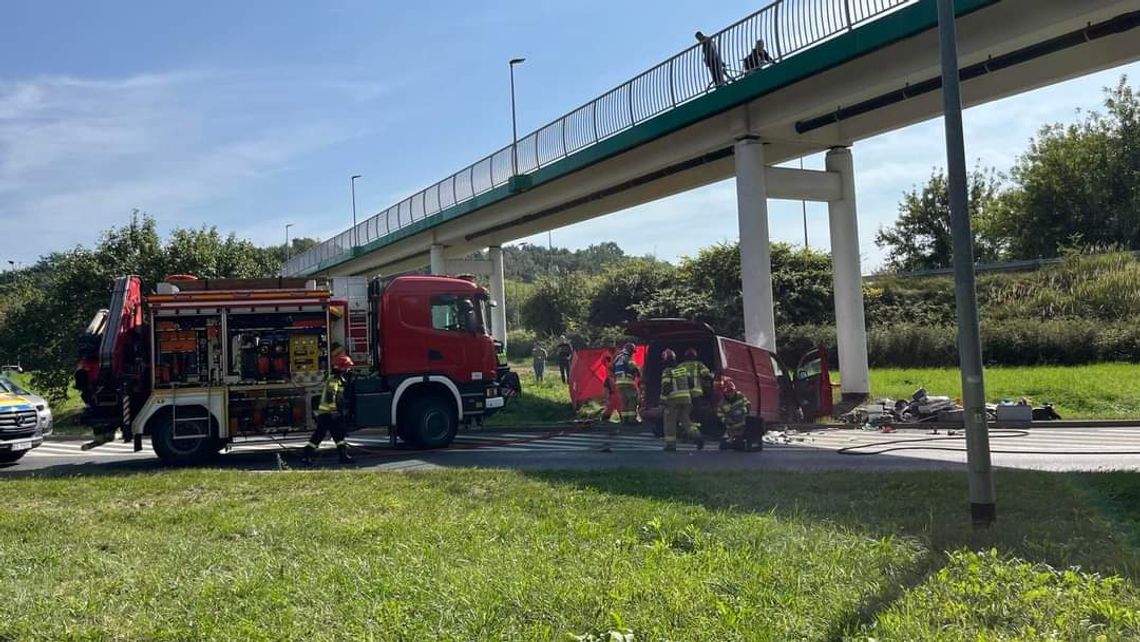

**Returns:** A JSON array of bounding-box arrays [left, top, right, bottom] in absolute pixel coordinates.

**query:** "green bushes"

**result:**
[[780, 320, 1140, 368], [505, 245, 1140, 368], [505, 329, 537, 360]]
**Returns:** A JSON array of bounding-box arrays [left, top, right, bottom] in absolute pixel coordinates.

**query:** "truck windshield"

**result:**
[[431, 295, 486, 334]]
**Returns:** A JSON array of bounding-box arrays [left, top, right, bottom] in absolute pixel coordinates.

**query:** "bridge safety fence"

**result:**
[[284, 0, 917, 275]]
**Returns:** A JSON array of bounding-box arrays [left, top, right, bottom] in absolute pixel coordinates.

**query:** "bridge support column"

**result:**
[[430, 244, 446, 275], [734, 137, 777, 352], [825, 147, 869, 397], [488, 246, 507, 344]]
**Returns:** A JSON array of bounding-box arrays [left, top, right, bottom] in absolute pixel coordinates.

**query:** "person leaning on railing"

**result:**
[[695, 31, 728, 87]]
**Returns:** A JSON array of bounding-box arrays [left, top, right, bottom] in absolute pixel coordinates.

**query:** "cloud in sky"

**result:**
[[2, 41, 1137, 273], [0, 69, 379, 261]]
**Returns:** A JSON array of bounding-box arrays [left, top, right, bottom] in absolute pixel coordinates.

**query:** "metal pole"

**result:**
[[285, 224, 294, 261], [350, 174, 362, 248], [509, 58, 525, 176], [800, 157, 809, 249], [937, 0, 995, 527]]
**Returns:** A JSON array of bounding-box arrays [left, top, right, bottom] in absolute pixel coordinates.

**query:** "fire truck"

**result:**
[[75, 274, 508, 465]]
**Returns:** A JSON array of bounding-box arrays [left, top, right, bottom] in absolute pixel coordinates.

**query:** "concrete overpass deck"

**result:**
[[283, 0, 1140, 278]]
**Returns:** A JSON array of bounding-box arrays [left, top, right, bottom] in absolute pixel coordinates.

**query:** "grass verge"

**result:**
[[869, 363, 1140, 420], [2, 469, 1139, 640], [487, 359, 578, 427]]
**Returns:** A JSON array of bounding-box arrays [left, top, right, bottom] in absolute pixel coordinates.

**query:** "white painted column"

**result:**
[[734, 137, 777, 352], [488, 246, 507, 344], [825, 147, 870, 396], [429, 244, 446, 275]]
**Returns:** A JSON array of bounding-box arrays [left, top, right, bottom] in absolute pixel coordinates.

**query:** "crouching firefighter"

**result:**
[[659, 349, 704, 452], [717, 380, 754, 451], [300, 353, 355, 465]]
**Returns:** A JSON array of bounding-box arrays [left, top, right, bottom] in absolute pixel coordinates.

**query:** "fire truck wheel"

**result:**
[[150, 410, 221, 465], [403, 395, 457, 449], [0, 451, 27, 464]]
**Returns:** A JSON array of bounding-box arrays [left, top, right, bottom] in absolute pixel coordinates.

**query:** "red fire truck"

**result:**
[[76, 274, 508, 465]]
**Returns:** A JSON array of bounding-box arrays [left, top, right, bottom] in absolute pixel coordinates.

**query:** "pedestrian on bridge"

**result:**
[[696, 31, 728, 87], [743, 39, 774, 73]]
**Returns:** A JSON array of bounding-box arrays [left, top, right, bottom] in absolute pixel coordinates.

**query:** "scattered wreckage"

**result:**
[[841, 388, 1063, 427]]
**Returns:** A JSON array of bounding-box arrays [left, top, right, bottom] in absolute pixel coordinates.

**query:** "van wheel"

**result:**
[[151, 410, 220, 465], [403, 396, 457, 449], [0, 451, 27, 464]]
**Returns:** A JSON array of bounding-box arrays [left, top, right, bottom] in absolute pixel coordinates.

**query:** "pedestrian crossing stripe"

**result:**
[[22, 426, 1140, 459]]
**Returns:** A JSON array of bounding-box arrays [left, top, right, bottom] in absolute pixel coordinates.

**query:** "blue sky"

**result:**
[[2, 1, 1138, 271]]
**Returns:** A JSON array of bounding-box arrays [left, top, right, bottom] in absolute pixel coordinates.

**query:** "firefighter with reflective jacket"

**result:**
[[679, 347, 713, 430], [717, 380, 752, 450], [659, 349, 704, 452], [611, 343, 641, 425], [300, 353, 355, 465]]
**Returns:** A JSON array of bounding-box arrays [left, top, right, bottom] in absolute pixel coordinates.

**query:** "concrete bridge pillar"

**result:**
[[734, 137, 777, 352], [429, 244, 446, 275], [825, 147, 870, 397], [488, 246, 507, 344]]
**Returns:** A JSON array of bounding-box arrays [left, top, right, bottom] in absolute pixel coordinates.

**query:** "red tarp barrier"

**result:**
[[568, 345, 648, 408]]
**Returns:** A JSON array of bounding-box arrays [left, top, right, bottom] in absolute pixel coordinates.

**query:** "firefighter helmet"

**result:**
[[622, 342, 636, 355], [684, 347, 699, 359], [332, 353, 355, 372], [660, 348, 677, 365], [722, 380, 738, 396]]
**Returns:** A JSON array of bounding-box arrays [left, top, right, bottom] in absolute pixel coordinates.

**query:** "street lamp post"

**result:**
[[509, 58, 526, 176], [351, 174, 362, 248], [937, 0, 995, 527], [284, 224, 294, 262]]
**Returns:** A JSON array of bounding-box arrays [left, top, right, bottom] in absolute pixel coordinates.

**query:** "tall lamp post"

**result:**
[[284, 224, 294, 262], [937, 0, 995, 526], [351, 174, 363, 248], [509, 58, 526, 176]]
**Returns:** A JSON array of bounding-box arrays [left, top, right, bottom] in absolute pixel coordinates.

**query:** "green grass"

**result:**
[[2, 469, 1140, 640], [487, 359, 579, 427], [869, 363, 1140, 420]]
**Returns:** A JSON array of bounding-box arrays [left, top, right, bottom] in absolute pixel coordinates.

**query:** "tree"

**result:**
[[875, 167, 1006, 272], [0, 212, 300, 401], [636, 242, 834, 340], [994, 78, 1140, 258], [519, 274, 595, 336], [587, 258, 676, 327]]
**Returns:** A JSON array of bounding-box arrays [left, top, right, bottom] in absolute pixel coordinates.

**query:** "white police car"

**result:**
[[0, 376, 52, 464]]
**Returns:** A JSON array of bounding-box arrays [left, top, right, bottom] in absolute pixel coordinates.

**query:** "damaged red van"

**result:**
[[627, 319, 832, 445]]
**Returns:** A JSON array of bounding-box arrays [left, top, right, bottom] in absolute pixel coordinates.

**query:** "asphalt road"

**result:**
[[5, 424, 1140, 476]]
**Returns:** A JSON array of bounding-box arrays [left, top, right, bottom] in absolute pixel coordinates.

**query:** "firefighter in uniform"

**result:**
[[300, 353, 355, 465], [611, 343, 641, 425], [717, 380, 752, 450], [659, 349, 704, 452], [679, 347, 713, 431]]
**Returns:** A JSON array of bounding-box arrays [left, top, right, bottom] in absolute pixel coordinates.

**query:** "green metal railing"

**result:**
[[284, 0, 918, 276]]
